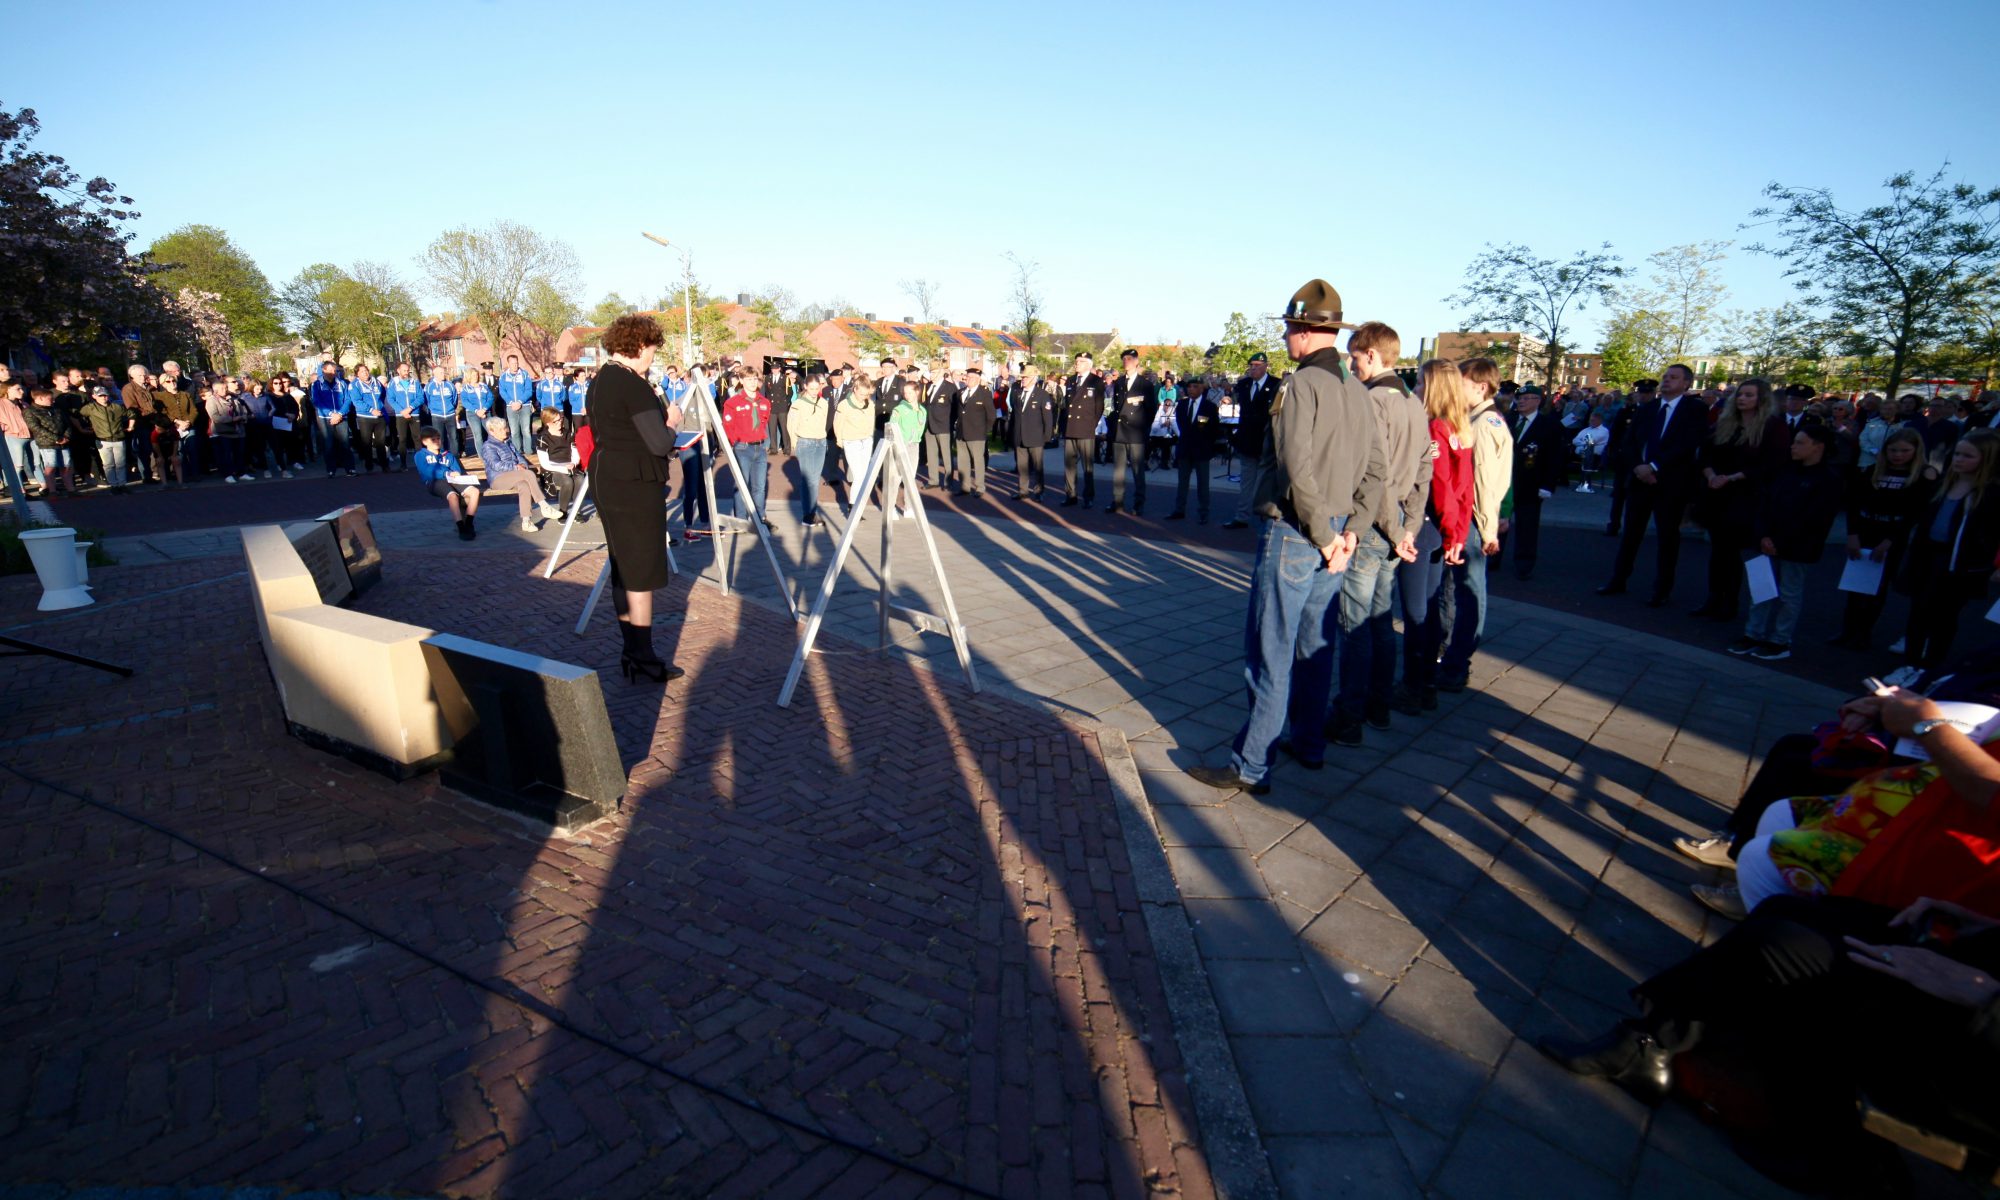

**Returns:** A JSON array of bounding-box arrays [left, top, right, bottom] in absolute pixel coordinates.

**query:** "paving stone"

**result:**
[[1264, 1134, 1423, 1200], [1164, 845, 1267, 899], [1299, 898, 1428, 980], [1230, 804, 1303, 856], [1278, 814, 1395, 876], [1349, 1014, 1490, 1135], [1476, 1040, 1649, 1181], [1229, 1037, 1381, 1136], [1253, 843, 1359, 914], [1300, 942, 1394, 1033], [1153, 802, 1247, 849], [1184, 898, 1302, 961], [1143, 766, 1239, 808], [1377, 959, 1524, 1067], [1207, 961, 1340, 1036], [1431, 1109, 1625, 1200], [1344, 861, 1467, 930]]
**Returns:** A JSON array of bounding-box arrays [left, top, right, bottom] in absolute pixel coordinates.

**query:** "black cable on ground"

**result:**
[[0, 758, 994, 1200]]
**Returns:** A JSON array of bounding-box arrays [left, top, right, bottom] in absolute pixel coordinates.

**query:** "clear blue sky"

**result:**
[[15, 0, 2000, 351]]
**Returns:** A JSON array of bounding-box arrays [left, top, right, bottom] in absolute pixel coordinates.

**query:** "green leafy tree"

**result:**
[[1747, 164, 2000, 403], [278, 262, 351, 358], [587, 292, 636, 326], [345, 260, 422, 368], [1617, 241, 1731, 361], [146, 223, 284, 349], [1446, 242, 1625, 385], [1209, 312, 1270, 375], [520, 277, 579, 368], [1596, 325, 1649, 387], [418, 219, 581, 376]]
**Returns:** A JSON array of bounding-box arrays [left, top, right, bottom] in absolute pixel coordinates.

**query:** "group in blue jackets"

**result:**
[[296, 357, 600, 474]]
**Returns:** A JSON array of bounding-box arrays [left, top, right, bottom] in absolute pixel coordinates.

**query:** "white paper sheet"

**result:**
[[446, 473, 478, 487], [1744, 554, 1780, 605], [271, 417, 292, 431], [1837, 557, 1887, 596], [1986, 595, 2000, 625], [1895, 702, 2000, 760]]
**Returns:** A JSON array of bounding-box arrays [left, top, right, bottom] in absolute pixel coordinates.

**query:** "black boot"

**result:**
[[618, 621, 684, 684], [456, 516, 473, 541], [1535, 1021, 1675, 1105]]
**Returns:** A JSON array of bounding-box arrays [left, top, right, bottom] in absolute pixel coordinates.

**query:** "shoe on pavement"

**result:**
[[1750, 642, 1792, 661], [1673, 832, 1736, 869], [1882, 665, 1923, 688], [280, 470, 294, 479], [1389, 683, 1426, 717], [1323, 721, 1364, 748], [1183, 764, 1272, 795], [1692, 883, 1747, 920], [223, 475, 238, 483], [1220, 519, 1248, 530], [1725, 636, 1761, 656], [290, 462, 306, 472], [1596, 581, 1628, 596], [539, 502, 562, 519], [1365, 701, 1392, 731], [261, 471, 273, 480], [1277, 740, 1325, 769], [521, 517, 537, 532]]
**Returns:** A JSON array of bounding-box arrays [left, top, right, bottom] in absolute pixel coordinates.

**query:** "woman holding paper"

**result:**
[[1693, 379, 1787, 622], [587, 314, 685, 685], [1899, 432, 2000, 675], [1831, 429, 1934, 651]]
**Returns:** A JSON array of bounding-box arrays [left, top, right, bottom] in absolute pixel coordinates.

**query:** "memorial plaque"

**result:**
[[317, 505, 383, 596], [284, 521, 354, 606]]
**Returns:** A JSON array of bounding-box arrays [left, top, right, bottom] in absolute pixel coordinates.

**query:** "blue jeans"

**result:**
[[505, 403, 534, 447], [1229, 518, 1348, 782], [317, 413, 354, 470], [1333, 530, 1396, 725], [794, 437, 828, 522], [676, 441, 708, 526], [4, 433, 36, 486], [1744, 559, 1810, 647], [1434, 529, 1489, 684], [732, 442, 768, 520], [428, 413, 457, 458]]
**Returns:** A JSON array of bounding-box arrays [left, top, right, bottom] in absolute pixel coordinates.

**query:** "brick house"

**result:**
[[805, 317, 1029, 374], [411, 317, 550, 375]]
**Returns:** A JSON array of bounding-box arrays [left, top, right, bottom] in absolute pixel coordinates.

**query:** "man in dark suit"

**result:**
[[1603, 379, 1655, 536], [920, 359, 958, 489], [1506, 386, 1569, 580], [1600, 363, 1705, 605], [1168, 376, 1222, 522], [1010, 365, 1055, 501], [1060, 352, 1105, 507], [954, 368, 995, 495], [1107, 348, 1158, 515], [1223, 352, 1277, 528]]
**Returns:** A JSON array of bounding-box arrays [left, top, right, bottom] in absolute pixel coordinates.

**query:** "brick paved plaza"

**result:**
[[0, 476, 1981, 1199]]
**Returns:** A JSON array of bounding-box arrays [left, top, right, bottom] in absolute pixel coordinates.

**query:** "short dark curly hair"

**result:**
[[602, 313, 665, 358]]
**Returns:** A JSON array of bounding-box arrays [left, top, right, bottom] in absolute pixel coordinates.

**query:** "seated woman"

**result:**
[[1541, 890, 2000, 1195], [413, 425, 482, 540], [478, 415, 562, 532], [534, 406, 583, 521]]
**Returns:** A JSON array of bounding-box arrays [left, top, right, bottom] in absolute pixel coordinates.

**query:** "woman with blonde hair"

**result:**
[[1395, 360, 1477, 713], [1692, 378, 1787, 621], [1895, 430, 2000, 677], [1427, 357, 1510, 695]]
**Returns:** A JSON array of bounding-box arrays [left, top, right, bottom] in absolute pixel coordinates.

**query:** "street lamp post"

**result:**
[[641, 232, 694, 365], [372, 311, 403, 368]]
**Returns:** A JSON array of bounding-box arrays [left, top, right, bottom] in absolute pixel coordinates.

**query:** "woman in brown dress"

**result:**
[[586, 315, 686, 683]]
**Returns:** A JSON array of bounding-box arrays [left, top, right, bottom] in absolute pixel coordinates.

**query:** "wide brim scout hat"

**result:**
[[1275, 279, 1359, 331]]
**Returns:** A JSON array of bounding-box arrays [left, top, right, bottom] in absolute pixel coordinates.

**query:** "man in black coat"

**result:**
[[1601, 363, 1707, 605], [920, 360, 958, 489], [1167, 377, 1222, 523], [1060, 352, 1105, 507], [1107, 349, 1157, 515], [1224, 352, 1276, 528], [954, 368, 995, 496], [1506, 386, 1569, 580], [1603, 379, 1655, 536], [1010, 365, 1056, 501]]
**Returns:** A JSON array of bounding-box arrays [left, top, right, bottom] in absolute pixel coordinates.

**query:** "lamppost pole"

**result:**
[[372, 311, 402, 368], [641, 232, 694, 365]]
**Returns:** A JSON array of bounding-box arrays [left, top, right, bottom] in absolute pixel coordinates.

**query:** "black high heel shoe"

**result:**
[[620, 653, 685, 684]]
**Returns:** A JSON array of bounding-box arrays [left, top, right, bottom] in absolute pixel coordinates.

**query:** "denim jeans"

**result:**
[[1434, 529, 1489, 683], [505, 403, 534, 447], [732, 442, 768, 520], [1228, 517, 1348, 783], [1334, 530, 1397, 725], [1744, 558, 1810, 647], [841, 438, 875, 512], [676, 442, 708, 526], [33, 444, 66, 474], [93, 438, 125, 487], [428, 414, 457, 458], [4, 433, 35, 486], [794, 437, 828, 521], [317, 413, 354, 471]]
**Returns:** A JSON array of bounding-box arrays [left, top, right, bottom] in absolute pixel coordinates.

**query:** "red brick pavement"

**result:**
[[0, 549, 1213, 1199]]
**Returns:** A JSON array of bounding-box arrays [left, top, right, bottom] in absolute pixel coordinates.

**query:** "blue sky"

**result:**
[[15, 0, 2000, 351]]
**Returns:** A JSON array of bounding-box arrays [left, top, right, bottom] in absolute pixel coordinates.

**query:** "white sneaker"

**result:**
[[1673, 831, 1736, 869], [291, 462, 305, 472], [281, 470, 294, 479], [261, 471, 273, 480], [1888, 637, 1907, 654], [224, 475, 238, 483], [539, 502, 561, 519], [1883, 665, 1924, 688], [521, 517, 537, 532]]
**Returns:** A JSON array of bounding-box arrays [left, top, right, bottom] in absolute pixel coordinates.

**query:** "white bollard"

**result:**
[[73, 541, 93, 590], [19, 528, 92, 610]]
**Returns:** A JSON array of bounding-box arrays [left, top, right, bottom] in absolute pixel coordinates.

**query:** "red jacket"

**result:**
[[720, 390, 770, 444], [1428, 416, 1475, 550]]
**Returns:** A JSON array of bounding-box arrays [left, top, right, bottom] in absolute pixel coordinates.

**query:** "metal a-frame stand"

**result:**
[[776, 435, 978, 707], [571, 376, 796, 635]]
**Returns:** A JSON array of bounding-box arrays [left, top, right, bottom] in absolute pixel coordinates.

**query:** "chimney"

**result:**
[[937, 318, 948, 327], [971, 322, 983, 330], [901, 316, 913, 324], [863, 312, 876, 321], [736, 292, 751, 306]]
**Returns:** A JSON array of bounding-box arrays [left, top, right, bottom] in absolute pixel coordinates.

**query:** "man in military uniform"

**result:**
[[1106, 348, 1158, 516], [1223, 352, 1278, 529], [1059, 352, 1105, 507], [1009, 365, 1056, 501], [1187, 280, 1386, 794]]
